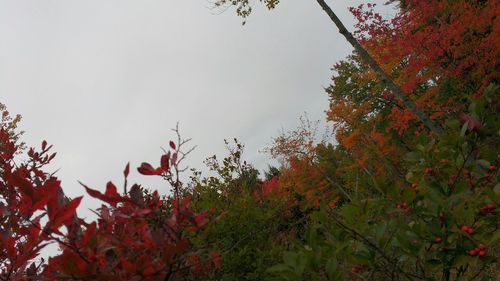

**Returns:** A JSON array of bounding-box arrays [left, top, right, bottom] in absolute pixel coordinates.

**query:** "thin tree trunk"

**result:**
[[315, 0, 444, 135]]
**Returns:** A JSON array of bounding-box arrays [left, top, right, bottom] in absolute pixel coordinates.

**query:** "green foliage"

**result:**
[[267, 85, 500, 280], [0, 102, 25, 151], [213, 0, 280, 23], [264, 165, 280, 181], [190, 140, 291, 280]]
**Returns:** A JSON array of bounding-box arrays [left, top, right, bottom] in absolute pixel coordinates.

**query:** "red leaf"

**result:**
[[137, 162, 162, 175], [174, 238, 189, 254], [171, 153, 178, 166], [82, 183, 107, 201], [105, 181, 119, 198], [105, 181, 122, 206], [143, 266, 156, 276], [181, 196, 190, 210], [119, 257, 136, 273], [50, 196, 82, 228], [172, 199, 179, 218], [169, 141, 176, 150], [42, 140, 47, 150], [5, 237, 16, 257], [8, 172, 34, 199], [194, 210, 209, 228], [124, 162, 130, 178], [32, 178, 60, 211], [129, 184, 144, 206], [82, 182, 123, 206], [133, 208, 153, 216], [209, 251, 221, 268], [48, 152, 57, 161], [47, 189, 65, 220], [82, 222, 97, 245], [160, 152, 170, 172], [100, 205, 110, 221], [155, 167, 163, 174], [19, 194, 33, 216], [459, 112, 483, 132]]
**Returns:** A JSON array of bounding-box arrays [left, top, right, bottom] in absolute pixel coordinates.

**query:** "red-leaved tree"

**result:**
[[1, 126, 81, 280], [1, 108, 220, 280], [44, 150, 220, 280]]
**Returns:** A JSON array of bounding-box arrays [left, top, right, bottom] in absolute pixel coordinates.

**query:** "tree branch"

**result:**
[[315, 0, 443, 135]]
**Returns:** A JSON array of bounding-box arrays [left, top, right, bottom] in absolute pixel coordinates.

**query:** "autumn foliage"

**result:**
[[0, 121, 220, 280], [2, 0, 500, 280], [0, 126, 79, 280]]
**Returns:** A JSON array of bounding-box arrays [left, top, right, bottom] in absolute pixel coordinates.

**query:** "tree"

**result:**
[[190, 140, 291, 280], [213, 0, 443, 134], [44, 131, 220, 280], [1, 106, 80, 280], [1, 109, 220, 280], [0, 103, 25, 151], [223, 1, 499, 279], [347, 1, 499, 135], [268, 85, 499, 280]]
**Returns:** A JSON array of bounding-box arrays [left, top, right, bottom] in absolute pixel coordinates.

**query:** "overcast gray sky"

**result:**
[[0, 0, 393, 215]]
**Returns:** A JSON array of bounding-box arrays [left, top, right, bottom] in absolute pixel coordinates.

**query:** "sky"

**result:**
[[0, 0, 394, 215]]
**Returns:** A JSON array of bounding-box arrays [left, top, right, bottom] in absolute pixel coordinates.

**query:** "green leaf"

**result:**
[[445, 118, 460, 130], [475, 159, 490, 169], [426, 259, 442, 270], [267, 264, 290, 273], [396, 233, 412, 250], [487, 230, 500, 245], [374, 224, 387, 244], [307, 227, 318, 249], [341, 204, 359, 224], [283, 252, 297, 267], [325, 257, 342, 281], [453, 255, 476, 268], [460, 122, 469, 137], [402, 188, 416, 202], [404, 152, 420, 162]]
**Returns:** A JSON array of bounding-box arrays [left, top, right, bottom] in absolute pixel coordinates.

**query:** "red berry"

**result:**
[[440, 159, 449, 164], [351, 266, 359, 273], [479, 250, 486, 257], [484, 173, 490, 178], [461, 225, 469, 232], [402, 202, 408, 209], [396, 204, 401, 209], [469, 249, 477, 256], [410, 183, 418, 189], [478, 243, 485, 249], [489, 165, 496, 171], [434, 236, 442, 243], [467, 228, 474, 235], [486, 204, 495, 210], [425, 168, 433, 175]]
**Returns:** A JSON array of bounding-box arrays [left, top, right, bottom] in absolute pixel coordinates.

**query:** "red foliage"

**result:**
[[458, 112, 484, 133], [261, 176, 281, 196], [349, 1, 499, 134], [1, 126, 219, 280], [44, 146, 219, 280], [1, 128, 78, 280]]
